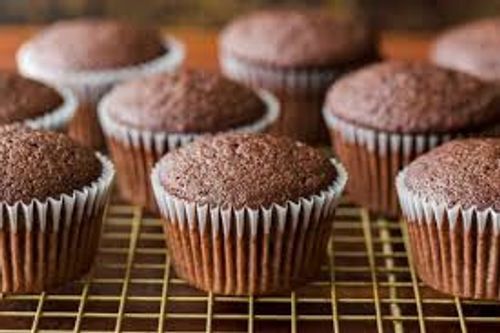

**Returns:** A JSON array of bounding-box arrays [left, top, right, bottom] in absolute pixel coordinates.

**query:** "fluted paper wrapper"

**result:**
[[23, 85, 78, 132], [324, 112, 457, 217], [220, 53, 341, 144], [17, 37, 185, 149], [98, 89, 280, 212], [0, 155, 115, 294], [151, 159, 347, 295], [397, 173, 500, 300]]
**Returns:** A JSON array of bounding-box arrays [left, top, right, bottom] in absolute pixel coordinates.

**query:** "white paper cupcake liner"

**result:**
[[151, 158, 348, 295], [324, 110, 500, 216], [219, 52, 341, 93], [98, 89, 280, 211], [323, 112, 458, 216], [23, 85, 78, 132], [396, 171, 500, 300], [323, 112, 460, 154], [0, 154, 115, 293]]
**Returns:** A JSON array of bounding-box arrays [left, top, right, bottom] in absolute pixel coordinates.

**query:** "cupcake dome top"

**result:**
[[220, 9, 376, 68], [0, 71, 62, 124], [23, 19, 165, 71], [325, 61, 500, 133], [158, 133, 337, 208], [431, 18, 500, 81], [401, 138, 500, 211], [103, 69, 267, 133], [0, 126, 102, 204]]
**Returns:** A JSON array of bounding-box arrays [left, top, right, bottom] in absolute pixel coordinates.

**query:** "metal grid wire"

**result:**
[[0, 200, 499, 333]]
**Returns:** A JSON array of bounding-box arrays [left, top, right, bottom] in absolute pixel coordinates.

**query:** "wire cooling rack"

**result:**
[[0, 199, 499, 333]]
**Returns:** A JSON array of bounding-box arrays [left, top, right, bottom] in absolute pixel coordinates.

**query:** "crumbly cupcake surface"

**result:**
[[0, 72, 63, 124], [325, 61, 500, 133], [25, 19, 165, 71], [220, 9, 375, 68], [431, 18, 500, 80], [0, 126, 102, 204], [403, 138, 500, 211], [159, 133, 337, 208], [105, 69, 266, 133]]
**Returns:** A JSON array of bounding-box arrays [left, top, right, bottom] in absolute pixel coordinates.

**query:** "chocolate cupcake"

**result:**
[[219, 8, 378, 144], [17, 18, 185, 149], [99, 69, 279, 212], [431, 18, 500, 81], [323, 60, 500, 217], [397, 138, 500, 300], [0, 71, 76, 131], [151, 133, 347, 295], [0, 126, 114, 293]]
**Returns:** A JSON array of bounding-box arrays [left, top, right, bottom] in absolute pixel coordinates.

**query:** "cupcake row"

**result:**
[[152, 135, 499, 299], [11, 10, 379, 149], [0, 125, 347, 295], [8, 12, 500, 150], [0, 123, 497, 300]]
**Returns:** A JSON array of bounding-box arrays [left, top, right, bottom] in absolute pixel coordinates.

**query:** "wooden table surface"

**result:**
[[0, 26, 434, 72]]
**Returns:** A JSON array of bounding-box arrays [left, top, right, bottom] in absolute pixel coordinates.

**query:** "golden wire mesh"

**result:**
[[0, 199, 499, 333]]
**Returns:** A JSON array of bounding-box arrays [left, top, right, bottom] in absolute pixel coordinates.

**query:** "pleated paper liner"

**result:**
[[323, 112, 459, 217], [397, 172, 500, 300], [324, 110, 500, 217], [151, 158, 348, 295], [23, 85, 78, 132], [219, 52, 342, 144], [17, 37, 185, 149], [0, 154, 115, 294], [98, 89, 280, 213]]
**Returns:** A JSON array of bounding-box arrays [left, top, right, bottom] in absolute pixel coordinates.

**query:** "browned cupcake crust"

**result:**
[[0, 126, 102, 204], [159, 133, 337, 208], [402, 138, 500, 211], [431, 18, 500, 81], [25, 18, 165, 71], [105, 69, 267, 133], [220, 8, 376, 68], [325, 61, 500, 133], [0, 71, 63, 124]]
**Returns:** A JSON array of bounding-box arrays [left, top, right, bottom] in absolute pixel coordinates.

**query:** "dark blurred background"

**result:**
[[1, 0, 500, 30]]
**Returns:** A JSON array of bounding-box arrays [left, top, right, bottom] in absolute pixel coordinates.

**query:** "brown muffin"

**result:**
[[152, 133, 347, 295], [105, 69, 266, 132], [431, 18, 500, 81], [323, 60, 500, 217], [403, 139, 500, 211], [0, 71, 63, 124], [220, 9, 375, 68], [24, 19, 165, 71], [0, 126, 101, 204], [397, 138, 500, 300], [219, 8, 378, 144], [0, 71, 76, 131], [327, 61, 500, 133], [159, 133, 337, 208], [0, 126, 115, 293], [17, 18, 185, 150], [99, 69, 278, 212]]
